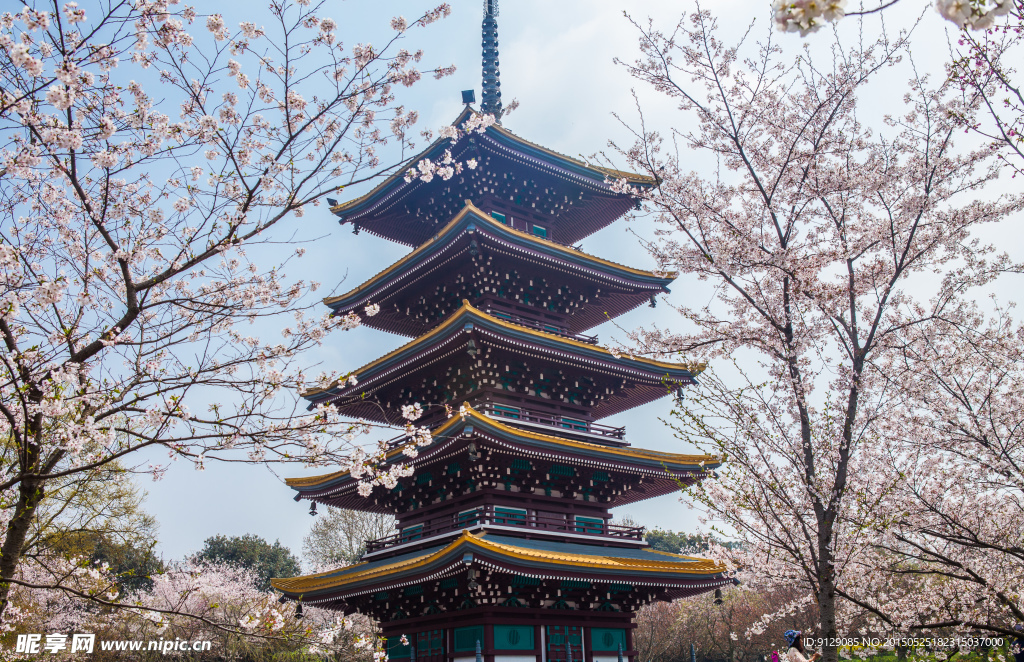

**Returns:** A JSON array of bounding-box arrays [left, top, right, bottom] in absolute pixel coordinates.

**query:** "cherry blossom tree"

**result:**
[[2, 556, 379, 659], [947, 3, 1023, 177], [122, 559, 376, 659], [772, 0, 1023, 176], [838, 303, 1024, 637], [613, 9, 1021, 661], [635, 585, 817, 662], [771, 1, 1024, 636], [0, 0, 453, 626], [0, 553, 119, 640]]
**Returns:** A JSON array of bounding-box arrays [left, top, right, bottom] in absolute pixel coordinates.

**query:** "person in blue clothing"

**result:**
[[1011, 624, 1024, 662], [784, 631, 820, 662]]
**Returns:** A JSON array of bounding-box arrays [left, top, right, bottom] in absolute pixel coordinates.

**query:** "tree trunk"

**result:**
[[0, 478, 45, 623], [818, 523, 839, 662]]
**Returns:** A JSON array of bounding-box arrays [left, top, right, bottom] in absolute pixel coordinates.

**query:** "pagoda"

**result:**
[[272, 3, 732, 661]]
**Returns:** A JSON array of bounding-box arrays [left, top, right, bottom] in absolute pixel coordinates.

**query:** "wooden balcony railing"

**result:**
[[482, 308, 598, 344], [364, 504, 645, 553], [480, 403, 626, 440], [383, 404, 626, 449]]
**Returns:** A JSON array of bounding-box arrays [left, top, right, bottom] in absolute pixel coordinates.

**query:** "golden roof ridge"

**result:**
[[323, 201, 676, 306], [270, 530, 478, 593], [271, 530, 725, 594], [304, 299, 705, 399], [328, 109, 654, 217], [487, 122, 656, 186], [283, 405, 719, 489]]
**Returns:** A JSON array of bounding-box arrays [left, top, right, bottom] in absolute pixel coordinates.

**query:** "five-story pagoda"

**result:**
[[273, 3, 732, 661]]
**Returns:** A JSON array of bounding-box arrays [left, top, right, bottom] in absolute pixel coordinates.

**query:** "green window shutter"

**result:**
[[560, 417, 586, 431], [417, 630, 446, 653], [453, 626, 485, 652], [591, 628, 626, 652], [492, 404, 521, 418], [495, 625, 534, 650], [494, 506, 527, 525], [387, 636, 412, 659], [574, 516, 604, 534]]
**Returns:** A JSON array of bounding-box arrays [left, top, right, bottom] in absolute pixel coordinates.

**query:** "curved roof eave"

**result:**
[[283, 405, 721, 493], [303, 300, 704, 405], [323, 201, 676, 311], [328, 108, 656, 221], [270, 530, 727, 597]]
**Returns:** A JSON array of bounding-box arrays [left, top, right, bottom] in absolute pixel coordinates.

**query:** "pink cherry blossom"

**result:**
[[0, 0, 454, 628], [617, 8, 1022, 659]]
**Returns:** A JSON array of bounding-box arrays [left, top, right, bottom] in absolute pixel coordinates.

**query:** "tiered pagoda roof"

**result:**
[[324, 203, 675, 337], [306, 301, 703, 423], [285, 406, 721, 514], [277, 4, 728, 639], [270, 530, 731, 616], [329, 108, 658, 247]]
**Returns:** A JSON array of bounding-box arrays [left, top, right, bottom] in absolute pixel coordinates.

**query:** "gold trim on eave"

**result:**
[[328, 113, 655, 216], [283, 406, 720, 488], [304, 299, 705, 398], [487, 123, 657, 186], [270, 530, 725, 594], [324, 201, 677, 306]]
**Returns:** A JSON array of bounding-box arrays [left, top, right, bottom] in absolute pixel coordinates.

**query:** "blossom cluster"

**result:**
[[0, 0, 457, 628], [404, 112, 495, 183], [772, 0, 846, 36], [617, 7, 1022, 643], [935, 0, 1015, 29], [344, 401, 434, 497], [2, 555, 375, 658]]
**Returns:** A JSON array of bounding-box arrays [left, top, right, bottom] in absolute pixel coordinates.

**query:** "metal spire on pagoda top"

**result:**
[[480, 0, 502, 118]]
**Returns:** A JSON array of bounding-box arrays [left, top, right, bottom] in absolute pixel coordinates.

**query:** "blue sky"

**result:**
[[141, 0, 990, 564]]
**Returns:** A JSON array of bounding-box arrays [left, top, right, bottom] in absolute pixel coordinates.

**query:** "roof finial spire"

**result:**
[[480, 0, 502, 119]]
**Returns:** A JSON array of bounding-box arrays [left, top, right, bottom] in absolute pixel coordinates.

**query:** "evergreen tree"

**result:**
[[645, 530, 709, 554], [194, 534, 301, 592]]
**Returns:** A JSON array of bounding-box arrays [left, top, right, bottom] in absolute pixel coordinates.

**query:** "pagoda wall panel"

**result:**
[[379, 618, 636, 662]]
